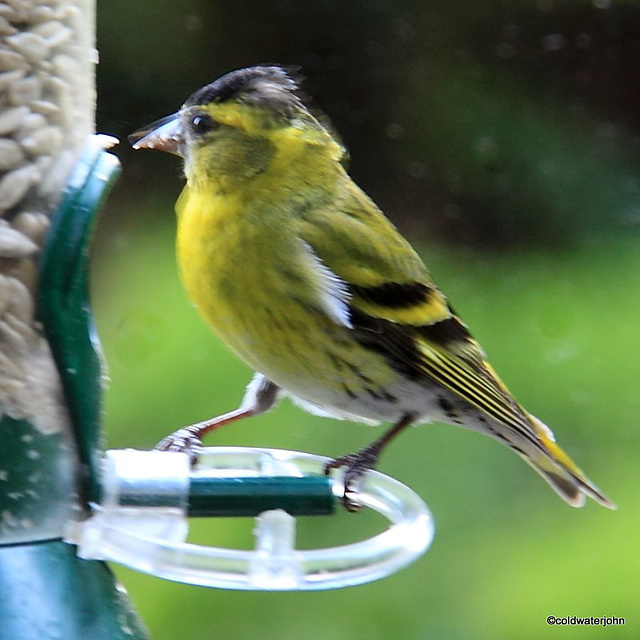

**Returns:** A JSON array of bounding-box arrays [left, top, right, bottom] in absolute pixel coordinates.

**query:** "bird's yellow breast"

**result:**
[[176, 183, 326, 376], [176, 185, 274, 364], [174, 180, 397, 407]]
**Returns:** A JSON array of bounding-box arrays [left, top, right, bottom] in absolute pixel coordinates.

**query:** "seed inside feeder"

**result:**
[[0, 0, 95, 436]]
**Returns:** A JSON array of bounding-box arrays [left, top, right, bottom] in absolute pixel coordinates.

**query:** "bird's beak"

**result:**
[[128, 113, 183, 155]]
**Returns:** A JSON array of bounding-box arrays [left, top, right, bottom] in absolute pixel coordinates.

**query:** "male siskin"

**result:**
[[130, 66, 614, 511]]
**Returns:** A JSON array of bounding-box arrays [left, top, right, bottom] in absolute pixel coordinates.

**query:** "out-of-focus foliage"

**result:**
[[94, 1, 639, 639], [98, 0, 640, 246]]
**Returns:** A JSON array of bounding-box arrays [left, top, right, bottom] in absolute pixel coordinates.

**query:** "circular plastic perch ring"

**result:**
[[66, 447, 434, 591]]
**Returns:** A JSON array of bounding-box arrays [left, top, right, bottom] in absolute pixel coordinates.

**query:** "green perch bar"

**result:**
[[188, 475, 334, 517], [110, 473, 335, 518]]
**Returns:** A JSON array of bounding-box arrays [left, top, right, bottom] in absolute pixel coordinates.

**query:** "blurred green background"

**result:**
[[93, 1, 637, 638]]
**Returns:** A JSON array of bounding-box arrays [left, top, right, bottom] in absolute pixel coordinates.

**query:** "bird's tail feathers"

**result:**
[[518, 415, 616, 510]]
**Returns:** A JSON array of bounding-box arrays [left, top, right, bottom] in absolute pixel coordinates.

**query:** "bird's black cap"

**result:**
[[185, 65, 304, 119]]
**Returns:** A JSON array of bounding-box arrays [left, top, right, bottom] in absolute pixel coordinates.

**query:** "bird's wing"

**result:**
[[296, 184, 538, 441]]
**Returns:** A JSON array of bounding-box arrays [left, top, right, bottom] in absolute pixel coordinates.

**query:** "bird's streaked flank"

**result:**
[[130, 65, 615, 511]]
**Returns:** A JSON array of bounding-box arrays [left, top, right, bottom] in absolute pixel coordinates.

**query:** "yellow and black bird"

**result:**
[[130, 65, 614, 511]]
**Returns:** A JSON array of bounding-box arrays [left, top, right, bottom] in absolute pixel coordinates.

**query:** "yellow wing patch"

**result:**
[[350, 282, 451, 326]]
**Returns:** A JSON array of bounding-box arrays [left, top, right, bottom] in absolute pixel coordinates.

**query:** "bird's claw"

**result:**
[[155, 427, 204, 466], [324, 446, 380, 512]]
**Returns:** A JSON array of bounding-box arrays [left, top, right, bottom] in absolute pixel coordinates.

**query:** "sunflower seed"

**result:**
[[0, 163, 40, 213], [6, 32, 50, 63], [0, 69, 26, 92], [0, 49, 28, 72], [39, 23, 72, 49], [16, 112, 47, 137], [0, 305, 34, 347], [29, 99, 58, 117], [0, 4, 26, 24], [20, 125, 63, 156], [30, 19, 64, 39], [51, 53, 77, 81], [0, 345, 21, 377], [12, 211, 49, 244], [37, 147, 73, 198], [8, 74, 40, 105], [28, 5, 65, 24], [0, 223, 37, 258], [0, 138, 25, 171], [47, 75, 71, 127], [0, 273, 33, 325], [5, 0, 32, 14], [0, 105, 29, 135], [10, 256, 37, 294], [0, 16, 17, 36]]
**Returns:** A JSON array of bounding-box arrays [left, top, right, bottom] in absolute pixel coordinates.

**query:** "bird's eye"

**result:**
[[190, 114, 217, 135]]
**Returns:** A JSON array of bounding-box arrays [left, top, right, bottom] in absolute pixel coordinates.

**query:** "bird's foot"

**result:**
[[155, 426, 204, 466], [324, 444, 381, 512]]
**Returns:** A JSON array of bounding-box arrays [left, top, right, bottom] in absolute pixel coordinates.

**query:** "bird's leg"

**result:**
[[155, 408, 255, 459], [155, 374, 281, 464], [325, 413, 416, 512]]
